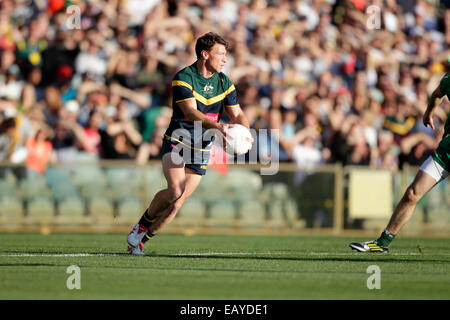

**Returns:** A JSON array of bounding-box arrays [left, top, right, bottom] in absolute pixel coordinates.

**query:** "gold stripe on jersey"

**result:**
[[173, 80, 236, 106], [172, 80, 193, 91], [192, 84, 235, 106]]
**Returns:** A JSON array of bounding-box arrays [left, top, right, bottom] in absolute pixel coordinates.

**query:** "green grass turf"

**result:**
[[0, 232, 449, 299]]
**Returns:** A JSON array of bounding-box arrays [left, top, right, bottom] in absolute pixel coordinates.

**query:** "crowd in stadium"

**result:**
[[0, 0, 449, 176]]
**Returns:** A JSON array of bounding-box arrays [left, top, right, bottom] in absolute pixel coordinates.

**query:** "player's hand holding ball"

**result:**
[[221, 124, 254, 155]]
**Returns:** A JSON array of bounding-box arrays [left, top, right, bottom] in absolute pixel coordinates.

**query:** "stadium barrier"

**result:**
[[0, 159, 448, 236]]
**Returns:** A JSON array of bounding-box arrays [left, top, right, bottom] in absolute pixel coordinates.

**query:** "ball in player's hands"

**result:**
[[224, 124, 253, 155]]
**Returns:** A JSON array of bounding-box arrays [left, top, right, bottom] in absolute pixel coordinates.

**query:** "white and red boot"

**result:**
[[127, 224, 147, 255]]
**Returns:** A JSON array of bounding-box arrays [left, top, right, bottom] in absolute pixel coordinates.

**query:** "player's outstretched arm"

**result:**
[[423, 85, 445, 130]]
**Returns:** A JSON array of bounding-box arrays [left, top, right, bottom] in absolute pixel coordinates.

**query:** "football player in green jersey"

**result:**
[[350, 73, 449, 253], [127, 32, 253, 255]]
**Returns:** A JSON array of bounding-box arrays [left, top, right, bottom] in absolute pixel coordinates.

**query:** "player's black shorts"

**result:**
[[161, 136, 211, 175]]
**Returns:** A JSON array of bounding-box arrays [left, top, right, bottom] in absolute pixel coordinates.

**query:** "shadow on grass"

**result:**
[[0, 263, 63, 267], [146, 252, 450, 264]]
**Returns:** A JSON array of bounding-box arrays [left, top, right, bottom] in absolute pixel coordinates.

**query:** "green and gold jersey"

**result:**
[[165, 63, 238, 150], [432, 73, 450, 171]]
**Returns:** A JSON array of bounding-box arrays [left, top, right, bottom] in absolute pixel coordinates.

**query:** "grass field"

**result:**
[[0, 232, 449, 300]]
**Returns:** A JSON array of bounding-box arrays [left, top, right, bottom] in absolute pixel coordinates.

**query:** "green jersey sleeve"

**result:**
[[172, 70, 195, 104]]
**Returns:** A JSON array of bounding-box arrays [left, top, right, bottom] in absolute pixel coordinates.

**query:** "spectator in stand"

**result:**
[[74, 36, 108, 83], [370, 130, 399, 171], [136, 106, 172, 165], [50, 99, 80, 163], [42, 86, 63, 128], [51, 119, 78, 164], [70, 109, 103, 158], [100, 99, 142, 159], [383, 96, 417, 145], [0, 117, 16, 161], [399, 131, 436, 168], [21, 67, 45, 112], [25, 126, 56, 175]]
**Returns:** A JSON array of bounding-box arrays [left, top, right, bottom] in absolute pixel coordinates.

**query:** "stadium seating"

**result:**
[[207, 199, 237, 228], [72, 165, 106, 187], [285, 199, 304, 228], [19, 177, 50, 200], [50, 180, 79, 202], [195, 170, 225, 202], [268, 182, 289, 201], [422, 182, 449, 228], [174, 196, 207, 228], [105, 167, 130, 185], [106, 167, 143, 188], [26, 196, 55, 225], [0, 163, 308, 231], [88, 196, 115, 228], [109, 182, 141, 203], [79, 183, 109, 202], [25, 169, 46, 183], [222, 169, 263, 201], [142, 166, 164, 186], [115, 196, 144, 225], [267, 200, 286, 229], [238, 199, 266, 229], [0, 196, 24, 227], [44, 167, 78, 202], [0, 180, 18, 199], [74, 151, 99, 164], [447, 183, 450, 207], [45, 167, 72, 186], [142, 167, 167, 199], [55, 195, 87, 226]]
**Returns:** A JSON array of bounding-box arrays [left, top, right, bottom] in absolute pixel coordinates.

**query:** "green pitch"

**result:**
[[0, 232, 449, 299]]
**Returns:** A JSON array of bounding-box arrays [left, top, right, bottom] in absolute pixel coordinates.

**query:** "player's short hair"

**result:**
[[195, 32, 229, 59]]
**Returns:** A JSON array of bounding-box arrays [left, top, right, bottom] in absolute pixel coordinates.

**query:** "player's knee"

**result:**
[[168, 185, 185, 203], [404, 185, 421, 204]]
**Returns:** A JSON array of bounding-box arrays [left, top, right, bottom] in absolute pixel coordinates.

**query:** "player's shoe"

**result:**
[[127, 242, 145, 256], [127, 223, 147, 247], [349, 240, 389, 253]]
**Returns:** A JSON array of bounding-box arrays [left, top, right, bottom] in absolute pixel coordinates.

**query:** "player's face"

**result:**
[[205, 43, 227, 73]]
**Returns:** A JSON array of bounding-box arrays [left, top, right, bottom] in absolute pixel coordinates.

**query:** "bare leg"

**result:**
[[149, 168, 202, 234], [144, 153, 187, 222], [129, 156, 200, 252], [386, 170, 438, 235], [349, 166, 444, 252]]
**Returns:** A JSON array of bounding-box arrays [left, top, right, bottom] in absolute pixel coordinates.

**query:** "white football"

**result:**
[[224, 124, 253, 155]]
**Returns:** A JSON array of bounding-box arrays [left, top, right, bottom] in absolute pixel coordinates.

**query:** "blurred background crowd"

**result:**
[[0, 0, 449, 177]]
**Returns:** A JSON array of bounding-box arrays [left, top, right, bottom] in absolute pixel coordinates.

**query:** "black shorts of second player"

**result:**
[[161, 137, 210, 175]]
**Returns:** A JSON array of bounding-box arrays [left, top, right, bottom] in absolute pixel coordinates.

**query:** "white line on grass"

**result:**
[[0, 253, 117, 257]]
